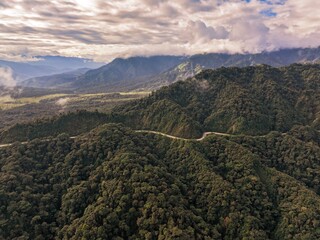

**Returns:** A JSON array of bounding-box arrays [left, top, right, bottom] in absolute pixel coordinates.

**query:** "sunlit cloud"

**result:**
[[0, 0, 318, 62]]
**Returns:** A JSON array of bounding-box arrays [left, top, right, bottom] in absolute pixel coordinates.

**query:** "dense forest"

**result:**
[[0, 64, 320, 239], [114, 64, 320, 137], [1, 124, 320, 239]]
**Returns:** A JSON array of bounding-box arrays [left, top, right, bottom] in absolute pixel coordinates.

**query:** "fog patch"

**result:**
[[56, 97, 70, 108], [0, 67, 16, 88]]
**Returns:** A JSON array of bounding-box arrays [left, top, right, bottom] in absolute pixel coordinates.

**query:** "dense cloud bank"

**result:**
[[0, 0, 319, 61]]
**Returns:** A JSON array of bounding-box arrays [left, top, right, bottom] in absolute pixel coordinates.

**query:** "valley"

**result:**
[[0, 91, 149, 130], [0, 63, 320, 239]]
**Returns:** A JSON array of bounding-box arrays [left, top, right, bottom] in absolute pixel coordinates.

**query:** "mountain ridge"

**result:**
[[72, 55, 185, 92], [18, 47, 320, 92]]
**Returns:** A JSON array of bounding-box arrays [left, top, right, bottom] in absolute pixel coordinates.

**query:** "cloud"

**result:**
[[186, 20, 229, 42], [228, 16, 271, 52], [0, 67, 16, 88], [0, 0, 318, 61]]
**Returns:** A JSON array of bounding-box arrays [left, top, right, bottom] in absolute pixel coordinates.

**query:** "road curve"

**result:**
[[0, 130, 232, 149], [1, 129, 303, 148], [135, 130, 232, 141], [0, 144, 12, 148]]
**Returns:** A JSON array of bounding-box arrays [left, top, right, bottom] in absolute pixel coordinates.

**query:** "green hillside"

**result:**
[[0, 124, 320, 239], [0, 110, 111, 143], [114, 64, 320, 137]]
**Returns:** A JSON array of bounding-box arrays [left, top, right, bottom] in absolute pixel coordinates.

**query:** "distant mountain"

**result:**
[[29, 56, 104, 71], [73, 47, 320, 92], [72, 55, 185, 92], [21, 68, 90, 89], [0, 56, 104, 82], [0, 60, 58, 82], [18, 47, 320, 92], [140, 47, 320, 90]]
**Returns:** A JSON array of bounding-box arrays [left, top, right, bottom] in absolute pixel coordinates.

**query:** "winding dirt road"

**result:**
[[1, 128, 306, 148], [0, 130, 232, 148], [0, 144, 12, 148], [135, 130, 232, 141]]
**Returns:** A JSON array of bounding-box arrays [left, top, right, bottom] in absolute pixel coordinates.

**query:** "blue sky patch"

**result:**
[[259, 0, 286, 5], [260, 8, 277, 17]]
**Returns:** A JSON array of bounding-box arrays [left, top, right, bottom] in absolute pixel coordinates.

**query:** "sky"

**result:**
[[0, 0, 319, 62]]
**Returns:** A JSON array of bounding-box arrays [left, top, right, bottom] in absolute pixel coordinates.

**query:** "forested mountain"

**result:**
[[0, 64, 320, 239], [143, 47, 320, 89], [114, 63, 320, 137], [19, 48, 320, 93], [72, 56, 185, 92], [68, 47, 320, 92], [1, 123, 320, 239]]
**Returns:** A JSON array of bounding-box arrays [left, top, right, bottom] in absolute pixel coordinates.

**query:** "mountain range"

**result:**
[[72, 55, 185, 92], [0, 56, 104, 82], [0, 64, 320, 239], [2, 63, 319, 142], [17, 47, 320, 92]]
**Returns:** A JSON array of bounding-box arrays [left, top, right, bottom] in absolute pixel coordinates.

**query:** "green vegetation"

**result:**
[[0, 111, 111, 143], [0, 124, 320, 239], [114, 64, 320, 137], [143, 47, 320, 90], [74, 56, 184, 92], [0, 64, 320, 239]]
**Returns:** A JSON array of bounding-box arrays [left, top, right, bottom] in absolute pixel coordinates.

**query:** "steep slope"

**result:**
[[73, 56, 185, 92], [143, 47, 320, 89], [0, 124, 320, 239], [114, 64, 320, 137]]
